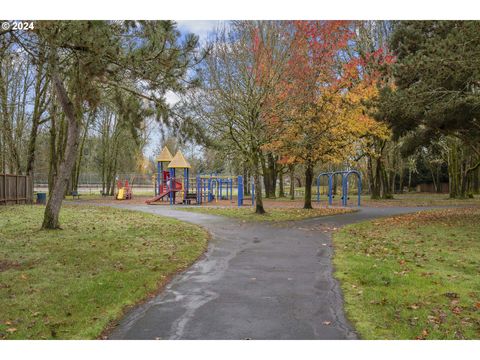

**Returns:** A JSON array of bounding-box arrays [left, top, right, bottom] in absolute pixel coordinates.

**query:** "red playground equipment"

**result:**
[[145, 172, 183, 204], [145, 147, 191, 205], [116, 179, 133, 200]]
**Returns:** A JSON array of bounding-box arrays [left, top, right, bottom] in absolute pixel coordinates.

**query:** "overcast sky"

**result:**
[[176, 20, 221, 44], [146, 21, 221, 158]]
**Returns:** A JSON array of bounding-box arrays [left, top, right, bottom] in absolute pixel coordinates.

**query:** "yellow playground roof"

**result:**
[[168, 150, 191, 169], [155, 146, 173, 163]]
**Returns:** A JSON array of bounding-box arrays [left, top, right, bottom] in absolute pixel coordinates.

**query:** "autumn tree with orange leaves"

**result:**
[[264, 21, 368, 209]]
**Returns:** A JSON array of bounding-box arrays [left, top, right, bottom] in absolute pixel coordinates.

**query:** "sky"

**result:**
[[176, 20, 221, 44], [145, 20, 221, 159]]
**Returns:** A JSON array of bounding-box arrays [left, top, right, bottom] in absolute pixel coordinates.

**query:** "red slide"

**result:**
[[145, 190, 172, 204], [145, 180, 183, 204]]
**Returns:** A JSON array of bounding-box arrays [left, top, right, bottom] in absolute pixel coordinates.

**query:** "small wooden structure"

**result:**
[[0, 174, 33, 205]]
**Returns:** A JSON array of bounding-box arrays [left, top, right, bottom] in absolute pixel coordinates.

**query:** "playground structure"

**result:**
[[116, 179, 133, 200], [146, 147, 254, 207], [146, 147, 361, 208], [316, 170, 362, 206]]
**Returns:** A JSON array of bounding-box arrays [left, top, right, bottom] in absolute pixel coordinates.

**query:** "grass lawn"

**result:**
[[333, 207, 480, 339], [0, 205, 208, 339], [360, 193, 480, 207], [179, 206, 355, 222]]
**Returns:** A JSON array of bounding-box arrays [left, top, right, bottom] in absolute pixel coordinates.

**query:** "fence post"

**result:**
[[25, 175, 28, 204], [15, 175, 18, 204]]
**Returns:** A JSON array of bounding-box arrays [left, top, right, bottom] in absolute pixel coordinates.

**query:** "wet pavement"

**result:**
[[106, 205, 431, 340]]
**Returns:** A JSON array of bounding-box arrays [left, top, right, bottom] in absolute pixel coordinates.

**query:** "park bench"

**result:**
[[71, 190, 80, 200]]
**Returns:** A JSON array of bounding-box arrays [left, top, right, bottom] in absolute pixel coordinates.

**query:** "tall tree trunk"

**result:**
[[288, 164, 295, 200], [447, 138, 461, 198], [380, 165, 392, 199], [332, 174, 338, 195], [47, 102, 59, 193], [243, 162, 250, 196], [252, 152, 265, 214], [260, 155, 271, 198], [72, 113, 92, 191], [278, 170, 284, 197], [398, 164, 404, 194], [369, 155, 381, 199], [303, 162, 314, 209], [26, 58, 48, 176], [42, 74, 82, 229], [267, 153, 277, 198], [296, 176, 302, 187], [0, 68, 22, 174], [473, 167, 480, 194]]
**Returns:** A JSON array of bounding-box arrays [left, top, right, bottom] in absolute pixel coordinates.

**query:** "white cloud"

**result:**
[[165, 90, 181, 106], [176, 20, 222, 44]]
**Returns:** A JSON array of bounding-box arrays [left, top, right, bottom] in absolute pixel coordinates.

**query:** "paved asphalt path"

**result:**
[[106, 205, 430, 340]]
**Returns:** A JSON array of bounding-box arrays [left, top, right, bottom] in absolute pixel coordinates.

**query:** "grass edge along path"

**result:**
[[333, 207, 480, 339], [178, 206, 356, 222], [0, 205, 209, 339]]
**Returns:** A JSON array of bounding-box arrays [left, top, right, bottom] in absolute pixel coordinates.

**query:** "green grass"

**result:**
[[0, 205, 208, 339], [333, 207, 480, 339], [360, 193, 480, 207], [179, 206, 355, 222]]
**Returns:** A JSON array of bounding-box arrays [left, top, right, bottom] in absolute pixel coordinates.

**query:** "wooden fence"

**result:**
[[0, 174, 33, 205]]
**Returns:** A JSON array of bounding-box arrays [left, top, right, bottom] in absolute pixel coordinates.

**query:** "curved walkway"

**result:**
[[107, 205, 430, 340]]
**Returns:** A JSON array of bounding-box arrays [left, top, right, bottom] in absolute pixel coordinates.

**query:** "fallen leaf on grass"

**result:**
[[6, 328, 17, 333], [416, 329, 429, 340], [451, 306, 462, 314]]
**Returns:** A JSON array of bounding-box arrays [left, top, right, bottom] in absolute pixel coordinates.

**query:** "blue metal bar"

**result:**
[[328, 175, 333, 205], [358, 172, 362, 206], [184, 168, 189, 200], [169, 168, 175, 205], [237, 175, 243, 207], [344, 170, 362, 207], [207, 178, 211, 202], [196, 175, 201, 204], [210, 178, 218, 202], [203, 177, 207, 202], [315, 170, 362, 207]]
